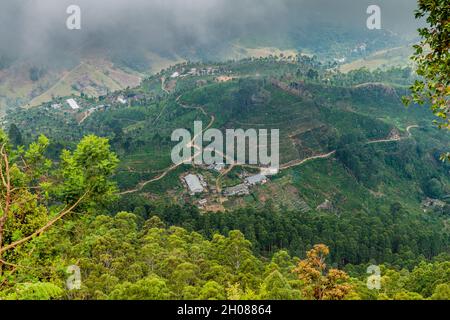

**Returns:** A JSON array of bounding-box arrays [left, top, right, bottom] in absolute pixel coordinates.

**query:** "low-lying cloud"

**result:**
[[0, 0, 421, 65]]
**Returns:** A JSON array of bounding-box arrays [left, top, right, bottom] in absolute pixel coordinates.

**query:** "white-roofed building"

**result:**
[[245, 174, 268, 186], [66, 99, 80, 110], [260, 167, 279, 176], [184, 174, 204, 195], [117, 96, 128, 104], [224, 184, 250, 197], [208, 163, 225, 173]]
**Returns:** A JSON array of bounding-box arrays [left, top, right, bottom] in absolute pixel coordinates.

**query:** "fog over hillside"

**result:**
[[0, 0, 420, 65]]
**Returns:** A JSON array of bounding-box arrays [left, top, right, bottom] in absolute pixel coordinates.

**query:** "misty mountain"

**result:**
[[0, 0, 420, 66], [0, 1, 422, 114]]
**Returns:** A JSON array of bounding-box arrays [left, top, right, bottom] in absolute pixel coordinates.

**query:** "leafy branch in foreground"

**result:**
[[0, 131, 118, 286], [403, 0, 450, 160]]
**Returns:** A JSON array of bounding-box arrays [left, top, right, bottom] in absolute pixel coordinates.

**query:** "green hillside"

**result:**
[[2, 54, 450, 301]]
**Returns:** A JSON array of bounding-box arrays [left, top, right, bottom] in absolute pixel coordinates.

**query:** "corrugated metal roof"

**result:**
[[66, 99, 80, 110], [245, 174, 267, 185], [184, 174, 204, 193], [224, 184, 249, 196]]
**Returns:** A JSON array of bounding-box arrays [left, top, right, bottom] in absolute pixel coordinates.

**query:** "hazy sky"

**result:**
[[0, 0, 421, 63]]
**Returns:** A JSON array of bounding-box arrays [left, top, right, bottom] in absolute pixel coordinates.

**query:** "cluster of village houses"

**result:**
[[44, 64, 231, 118], [169, 66, 234, 83], [48, 94, 133, 117], [182, 165, 271, 208], [51, 98, 81, 111], [170, 66, 220, 79]]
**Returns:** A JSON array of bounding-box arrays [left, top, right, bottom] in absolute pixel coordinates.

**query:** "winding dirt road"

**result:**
[[119, 95, 419, 195], [119, 95, 215, 195], [161, 77, 170, 94], [280, 151, 337, 170], [367, 125, 419, 144]]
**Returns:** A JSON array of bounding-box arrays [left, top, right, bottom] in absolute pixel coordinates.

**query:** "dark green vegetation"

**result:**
[[404, 0, 449, 161], [115, 197, 449, 268], [2, 57, 450, 299], [4, 209, 450, 300]]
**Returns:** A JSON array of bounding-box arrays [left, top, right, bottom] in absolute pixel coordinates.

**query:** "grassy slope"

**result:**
[[5, 60, 450, 216], [340, 46, 414, 73]]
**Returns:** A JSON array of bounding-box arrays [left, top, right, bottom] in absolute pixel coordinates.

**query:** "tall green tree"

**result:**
[[0, 132, 118, 289], [404, 0, 450, 160], [7, 124, 23, 147]]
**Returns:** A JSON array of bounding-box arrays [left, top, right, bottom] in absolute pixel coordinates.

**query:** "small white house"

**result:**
[[260, 167, 279, 176], [171, 72, 180, 78], [66, 99, 80, 110], [208, 163, 225, 173], [188, 68, 197, 75], [117, 96, 127, 105], [334, 57, 346, 64]]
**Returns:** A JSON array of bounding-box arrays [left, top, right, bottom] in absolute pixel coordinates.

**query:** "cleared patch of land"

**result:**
[[28, 59, 142, 107], [340, 46, 413, 73]]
